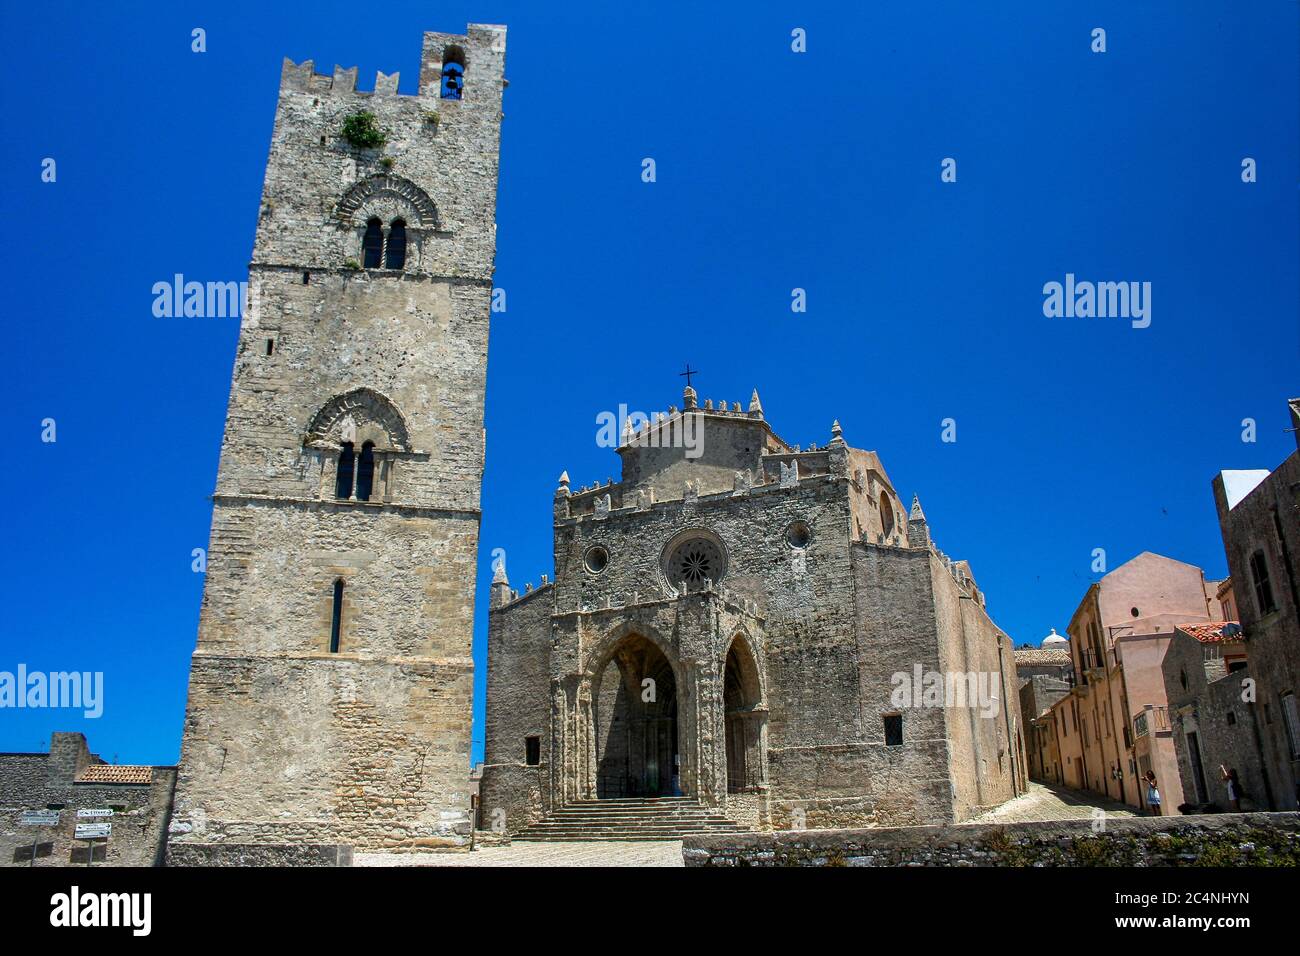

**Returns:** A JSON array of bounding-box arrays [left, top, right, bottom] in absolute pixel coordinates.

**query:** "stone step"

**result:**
[[513, 797, 748, 843], [568, 797, 698, 803], [520, 821, 742, 832], [540, 811, 743, 816], [513, 834, 707, 843], [515, 833, 741, 842]]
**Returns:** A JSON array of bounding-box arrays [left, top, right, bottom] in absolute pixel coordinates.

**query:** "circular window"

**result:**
[[879, 492, 895, 538], [786, 521, 811, 549], [664, 534, 728, 589], [584, 545, 609, 574], [1130, 607, 1140, 618]]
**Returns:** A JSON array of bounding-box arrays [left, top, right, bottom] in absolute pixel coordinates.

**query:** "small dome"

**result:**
[[1042, 628, 1068, 648]]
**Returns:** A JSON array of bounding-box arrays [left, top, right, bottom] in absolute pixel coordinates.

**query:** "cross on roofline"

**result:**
[[679, 363, 700, 389]]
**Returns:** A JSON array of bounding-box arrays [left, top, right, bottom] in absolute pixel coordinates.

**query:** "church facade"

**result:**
[[481, 389, 1027, 833]]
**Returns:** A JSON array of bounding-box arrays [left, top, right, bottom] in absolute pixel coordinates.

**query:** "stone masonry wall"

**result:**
[[847, 543, 958, 827], [1164, 629, 1268, 810], [1214, 451, 1300, 810], [683, 811, 1300, 866], [480, 584, 554, 833], [0, 734, 176, 868], [166, 843, 352, 867]]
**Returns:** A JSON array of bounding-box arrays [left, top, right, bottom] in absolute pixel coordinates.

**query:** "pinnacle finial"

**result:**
[[558, 470, 570, 489], [492, 556, 508, 585], [910, 494, 926, 521], [830, 419, 843, 440], [749, 389, 763, 417]]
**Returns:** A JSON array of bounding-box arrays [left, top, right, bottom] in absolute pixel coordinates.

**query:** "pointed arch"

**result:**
[[588, 629, 682, 798], [723, 632, 768, 794]]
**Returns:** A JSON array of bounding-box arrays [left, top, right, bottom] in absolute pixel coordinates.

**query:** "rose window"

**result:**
[[666, 536, 727, 589]]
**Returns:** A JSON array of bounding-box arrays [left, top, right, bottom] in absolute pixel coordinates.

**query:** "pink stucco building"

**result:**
[[1046, 552, 1219, 813]]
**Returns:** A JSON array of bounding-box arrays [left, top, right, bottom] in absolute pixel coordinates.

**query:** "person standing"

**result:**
[[1144, 770, 1162, 816], [1220, 766, 1242, 811]]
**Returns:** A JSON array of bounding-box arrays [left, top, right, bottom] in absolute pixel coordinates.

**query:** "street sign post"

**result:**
[[19, 810, 60, 866], [74, 822, 111, 867]]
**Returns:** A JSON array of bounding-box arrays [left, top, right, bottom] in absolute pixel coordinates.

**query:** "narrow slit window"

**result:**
[[1250, 549, 1277, 614], [525, 736, 540, 766], [385, 219, 407, 269], [329, 580, 344, 654], [335, 441, 355, 499], [361, 217, 384, 268], [265, 338, 274, 356], [355, 441, 375, 501]]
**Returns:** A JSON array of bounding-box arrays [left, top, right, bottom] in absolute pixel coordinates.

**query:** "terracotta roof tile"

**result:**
[[75, 765, 153, 785], [1014, 648, 1072, 665], [1176, 621, 1243, 645]]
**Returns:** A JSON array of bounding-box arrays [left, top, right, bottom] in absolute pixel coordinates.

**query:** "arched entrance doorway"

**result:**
[[724, 638, 764, 793], [593, 635, 679, 798]]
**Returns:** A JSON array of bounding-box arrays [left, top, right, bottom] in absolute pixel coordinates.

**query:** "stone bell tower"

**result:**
[[168, 25, 506, 858]]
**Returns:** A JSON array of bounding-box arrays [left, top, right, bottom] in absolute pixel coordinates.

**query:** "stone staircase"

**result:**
[[512, 797, 747, 842]]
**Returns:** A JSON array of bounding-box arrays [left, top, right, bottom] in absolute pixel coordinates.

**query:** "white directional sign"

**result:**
[[75, 823, 111, 839], [20, 810, 60, 826], [77, 808, 114, 818]]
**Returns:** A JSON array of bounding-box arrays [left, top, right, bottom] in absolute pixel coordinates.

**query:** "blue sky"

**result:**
[[2, 1, 1296, 765]]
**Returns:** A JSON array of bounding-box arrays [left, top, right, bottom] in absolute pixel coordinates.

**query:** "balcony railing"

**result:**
[[1133, 705, 1170, 739], [1075, 645, 1122, 685]]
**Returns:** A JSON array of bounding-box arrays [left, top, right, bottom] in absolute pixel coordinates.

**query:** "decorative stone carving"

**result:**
[[304, 386, 411, 451], [336, 174, 439, 228]]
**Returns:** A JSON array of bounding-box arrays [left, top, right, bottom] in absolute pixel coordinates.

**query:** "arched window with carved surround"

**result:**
[[336, 175, 438, 274], [306, 388, 413, 504]]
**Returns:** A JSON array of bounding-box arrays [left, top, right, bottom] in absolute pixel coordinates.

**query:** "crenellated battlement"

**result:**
[[278, 23, 506, 98], [279, 60, 400, 96]]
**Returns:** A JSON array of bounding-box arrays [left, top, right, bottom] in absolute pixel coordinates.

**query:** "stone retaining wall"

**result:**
[[166, 843, 353, 867], [682, 811, 1300, 866]]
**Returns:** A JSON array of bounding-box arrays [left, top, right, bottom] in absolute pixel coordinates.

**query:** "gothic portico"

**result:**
[[546, 587, 770, 816]]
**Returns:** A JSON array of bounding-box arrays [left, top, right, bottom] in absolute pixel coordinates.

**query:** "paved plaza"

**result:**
[[355, 783, 1141, 866], [356, 840, 685, 867], [971, 781, 1139, 824]]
